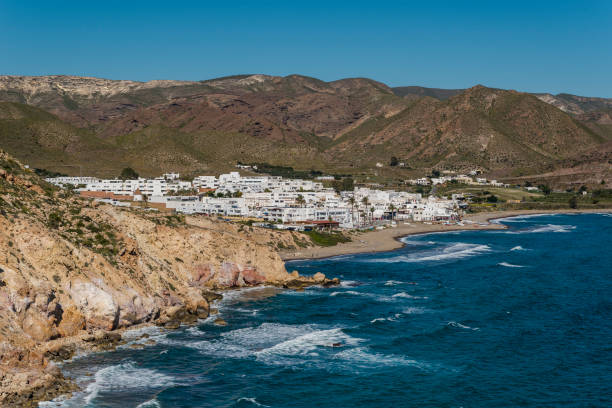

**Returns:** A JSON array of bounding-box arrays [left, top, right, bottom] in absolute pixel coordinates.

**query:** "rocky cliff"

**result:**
[[0, 151, 328, 406]]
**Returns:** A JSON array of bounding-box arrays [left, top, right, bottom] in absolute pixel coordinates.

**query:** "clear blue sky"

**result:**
[[1, 1, 611, 96]]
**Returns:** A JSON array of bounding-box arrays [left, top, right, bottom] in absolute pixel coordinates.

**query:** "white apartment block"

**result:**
[[48, 170, 461, 227]]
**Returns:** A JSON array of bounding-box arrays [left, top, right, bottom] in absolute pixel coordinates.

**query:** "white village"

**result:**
[[44, 169, 511, 230]]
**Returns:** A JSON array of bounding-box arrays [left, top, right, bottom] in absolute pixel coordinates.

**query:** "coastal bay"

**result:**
[[279, 208, 612, 260], [40, 213, 612, 407]]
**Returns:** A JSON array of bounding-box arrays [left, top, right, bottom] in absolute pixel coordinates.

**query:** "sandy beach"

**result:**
[[279, 208, 612, 261]]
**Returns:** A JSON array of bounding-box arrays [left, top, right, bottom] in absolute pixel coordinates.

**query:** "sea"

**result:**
[[40, 213, 612, 407]]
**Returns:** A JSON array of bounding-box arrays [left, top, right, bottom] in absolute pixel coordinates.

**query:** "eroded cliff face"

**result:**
[[0, 151, 325, 406]]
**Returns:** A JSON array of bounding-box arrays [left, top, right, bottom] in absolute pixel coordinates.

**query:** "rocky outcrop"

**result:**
[[0, 152, 335, 406]]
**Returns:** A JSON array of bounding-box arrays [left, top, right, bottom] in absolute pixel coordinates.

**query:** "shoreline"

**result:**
[[280, 208, 612, 261]]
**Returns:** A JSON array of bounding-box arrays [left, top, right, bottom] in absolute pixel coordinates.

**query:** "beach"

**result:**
[[279, 208, 612, 261]]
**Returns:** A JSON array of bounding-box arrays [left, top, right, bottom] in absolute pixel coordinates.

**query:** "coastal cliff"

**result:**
[[0, 151, 331, 406]]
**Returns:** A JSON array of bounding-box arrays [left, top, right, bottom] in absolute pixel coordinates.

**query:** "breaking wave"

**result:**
[[498, 262, 525, 268], [332, 347, 435, 371], [392, 292, 428, 299], [83, 362, 177, 405], [177, 323, 364, 367], [505, 224, 576, 234], [510, 245, 528, 251], [447, 321, 480, 331], [136, 398, 162, 408], [371, 243, 491, 263], [237, 397, 271, 407]]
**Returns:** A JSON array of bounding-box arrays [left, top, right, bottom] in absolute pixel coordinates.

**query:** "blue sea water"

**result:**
[[41, 213, 612, 407]]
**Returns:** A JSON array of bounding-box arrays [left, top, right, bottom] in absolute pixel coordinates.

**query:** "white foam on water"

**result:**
[[392, 292, 428, 299], [529, 224, 576, 233], [399, 237, 436, 245], [330, 290, 359, 296], [339, 280, 359, 287], [79, 362, 177, 405], [330, 290, 393, 302], [369, 313, 403, 324], [121, 325, 164, 341], [447, 321, 480, 331], [136, 398, 162, 408], [255, 328, 362, 363], [498, 262, 525, 268], [185, 325, 207, 337], [370, 242, 491, 263], [117, 325, 168, 350], [332, 347, 433, 371], [510, 245, 528, 251], [384, 280, 403, 286], [403, 307, 426, 314], [182, 322, 364, 367], [237, 397, 270, 407], [506, 224, 576, 234], [493, 213, 557, 223]]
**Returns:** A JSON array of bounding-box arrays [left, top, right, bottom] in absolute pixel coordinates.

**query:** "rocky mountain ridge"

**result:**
[[0, 74, 610, 185]]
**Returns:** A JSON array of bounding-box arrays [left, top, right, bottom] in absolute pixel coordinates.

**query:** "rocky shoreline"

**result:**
[[2, 273, 338, 408], [0, 151, 340, 407]]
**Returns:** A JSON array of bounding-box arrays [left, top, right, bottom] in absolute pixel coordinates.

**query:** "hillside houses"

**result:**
[[46, 171, 462, 228]]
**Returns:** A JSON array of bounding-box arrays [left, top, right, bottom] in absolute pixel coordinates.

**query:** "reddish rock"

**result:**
[[241, 266, 265, 285], [191, 264, 213, 285], [217, 262, 240, 287]]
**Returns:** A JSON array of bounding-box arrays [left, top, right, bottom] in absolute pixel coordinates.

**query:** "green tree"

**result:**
[[120, 167, 139, 180], [538, 184, 552, 195], [296, 194, 306, 206], [389, 156, 399, 166], [568, 196, 578, 209], [388, 204, 396, 221], [348, 195, 356, 226], [341, 177, 354, 191]]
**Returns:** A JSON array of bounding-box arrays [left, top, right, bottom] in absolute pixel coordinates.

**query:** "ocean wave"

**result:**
[[339, 280, 361, 287], [498, 262, 525, 268], [372, 243, 491, 264], [447, 321, 480, 331], [117, 325, 167, 349], [510, 245, 528, 251], [392, 292, 428, 299], [136, 398, 162, 408], [505, 224, 576, 234], [384, 280, 403, 286], [493, 213, 557, 223], [403, 307, 426, 314], [370, 313, 402, 324], [330, 290, 393, 302], [255, 328, 362, 362], [399, 237, 436, 245], [83, 362, 177, 405], [330, 290, 361, 297], [332, 347, 434, 371], [183, 323, 364, 365], [237, 397, 270, 407]]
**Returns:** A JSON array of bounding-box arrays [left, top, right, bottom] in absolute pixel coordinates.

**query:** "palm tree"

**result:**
[[388, 204, 396, 222], [361, 197, 369, 226], [370, 206, 375, 224], [348, 195, 356, 227], [296, 194, 305, 206]]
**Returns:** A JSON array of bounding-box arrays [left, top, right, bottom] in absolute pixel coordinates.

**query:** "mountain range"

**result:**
[[0, 74, 610, 186]]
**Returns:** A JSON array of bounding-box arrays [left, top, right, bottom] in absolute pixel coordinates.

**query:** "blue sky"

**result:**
[[1, 1, 611, 96]]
